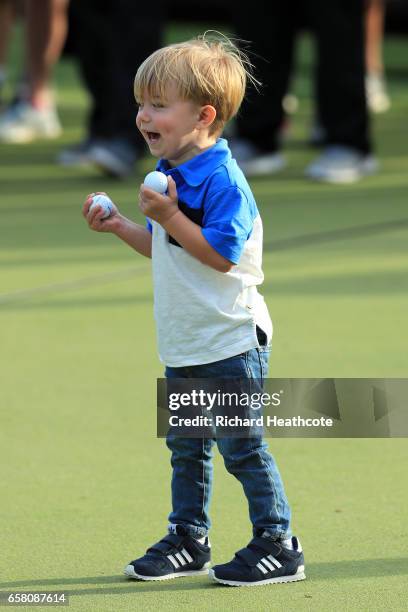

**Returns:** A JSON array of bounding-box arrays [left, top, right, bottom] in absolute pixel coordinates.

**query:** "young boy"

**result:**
[[83, 34, 305, 586]]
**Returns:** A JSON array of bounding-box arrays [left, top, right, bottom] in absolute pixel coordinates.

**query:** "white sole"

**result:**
[[305, 157, 378, 184], [209, 565, 306, 586], [0, 128, 61, 144], [240, 154, 287, 177], [124, 562, 211, 581]]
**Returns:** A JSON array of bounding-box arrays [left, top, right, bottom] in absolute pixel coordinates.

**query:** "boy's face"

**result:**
[[136, 84, 214, 166]]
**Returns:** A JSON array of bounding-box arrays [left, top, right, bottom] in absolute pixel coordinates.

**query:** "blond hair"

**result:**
[[134, 32, 259, 135]]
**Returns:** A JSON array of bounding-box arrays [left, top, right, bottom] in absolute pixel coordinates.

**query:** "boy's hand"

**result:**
[[83, 192, 120, 233], [139, 175, 179, 225]]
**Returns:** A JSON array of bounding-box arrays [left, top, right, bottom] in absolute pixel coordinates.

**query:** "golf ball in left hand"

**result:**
[[89, 194, 113, 219], [143, 171, 168, 194]]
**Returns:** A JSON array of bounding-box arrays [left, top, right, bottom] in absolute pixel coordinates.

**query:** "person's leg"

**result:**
[[365, 0, 390, 113], [0, 0, 68, 141], [65, 0, 110, 141], [109, 0, 163, 152], [181, 337, 292, 540], [0, 1, 28, 108], [165, 365, 214, 538], [124, 362, 214, 580], [125, 390, 213, 581], [305, 0, 378, 182], [63, 0, 163, 175], [0, 0, 14, 106], [215, 347, 291, 540], [83, 0, 164, 176], [217, 434, 292, 539], [229, 0, 298, 175], [73, 0, 163, 143], [365, 0, 385, 75], [312, 0, 371, 154], [234, 0, 297, 154], [166, 434, 214, 538], [208, 347, 304, 586], [25, 0, 70, 107], [59, 0, 126, 168], [164, 340, 289, 539], [0, 0, 14, 78]]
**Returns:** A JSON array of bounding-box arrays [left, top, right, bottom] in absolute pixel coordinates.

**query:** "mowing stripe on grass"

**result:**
[[2, 217, 406, 305], [0, 264, 150, 305], [266, 218, 408, 252]]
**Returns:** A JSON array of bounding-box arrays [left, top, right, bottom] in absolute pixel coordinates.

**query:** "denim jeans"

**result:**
[[165, 344, 292, 541]]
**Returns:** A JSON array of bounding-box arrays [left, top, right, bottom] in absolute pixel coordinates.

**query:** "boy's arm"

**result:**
[[83, 192, 152, 258], [139, 178, 233, 273], [113, 216, 152, 258], [162, 212, 233, 273]]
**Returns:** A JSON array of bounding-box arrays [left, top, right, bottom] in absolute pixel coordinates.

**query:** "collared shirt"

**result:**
[[146, 138, 272, 367]]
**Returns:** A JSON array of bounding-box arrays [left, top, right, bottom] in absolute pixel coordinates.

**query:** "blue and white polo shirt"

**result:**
[[146, 137, 272, 367]]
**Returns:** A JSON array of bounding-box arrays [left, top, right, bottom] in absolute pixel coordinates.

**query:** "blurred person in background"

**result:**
[[58, 0, 164, 179], [365, 0, 391, 113], [232, 0, 378, 183], [0, 0, 69, 143], [310, 0, 391, 145], [0, 0, 16, 106]]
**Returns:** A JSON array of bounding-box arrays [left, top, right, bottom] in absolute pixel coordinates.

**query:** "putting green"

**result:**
[[0, 26, 407, 611]]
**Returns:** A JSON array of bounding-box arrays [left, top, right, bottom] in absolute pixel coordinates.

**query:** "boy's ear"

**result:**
[[197, 105, 217, 129]]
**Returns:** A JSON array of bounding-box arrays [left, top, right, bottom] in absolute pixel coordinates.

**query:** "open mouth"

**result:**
[[146, 131, 161, 144]]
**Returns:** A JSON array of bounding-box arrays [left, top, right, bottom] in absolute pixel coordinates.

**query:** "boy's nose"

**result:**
[[137, 107, 150, 122]]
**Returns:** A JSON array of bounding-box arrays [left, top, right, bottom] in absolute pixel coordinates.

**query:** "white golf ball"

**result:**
[[89, 194, 113, 219], [143, 171, 168, 194]]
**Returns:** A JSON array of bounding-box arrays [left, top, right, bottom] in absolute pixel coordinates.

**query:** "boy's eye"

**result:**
[[135, 100, 165, 110]]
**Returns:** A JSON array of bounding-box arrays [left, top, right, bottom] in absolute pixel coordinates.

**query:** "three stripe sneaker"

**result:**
[[124, 530, 211, 581], [209, 536, 305, 586]]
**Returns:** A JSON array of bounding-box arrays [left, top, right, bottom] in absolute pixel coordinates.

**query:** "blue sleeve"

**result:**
[[201, 187, 255, 264], [146, 218, 152, 234]]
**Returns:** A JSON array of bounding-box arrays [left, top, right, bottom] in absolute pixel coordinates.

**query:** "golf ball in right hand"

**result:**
[[143, 171, 168, 194], [89, 194, 113, 219]]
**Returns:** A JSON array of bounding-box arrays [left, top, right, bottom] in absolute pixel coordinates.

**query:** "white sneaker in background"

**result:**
[[229, 138, 287, 177], [366, 73, 391, 114], [305, 145, 379, 184], [0, 101, 62, 143]]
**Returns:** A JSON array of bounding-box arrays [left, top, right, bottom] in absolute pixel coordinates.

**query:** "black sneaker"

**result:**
[[209, 536, 305, 586], [57, 138, 99, 167], [124, 529, 211, 581]]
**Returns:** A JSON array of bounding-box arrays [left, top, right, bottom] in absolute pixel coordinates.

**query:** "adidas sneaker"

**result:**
[[209, 535, 305, 587], [124, 528, 211, 581]]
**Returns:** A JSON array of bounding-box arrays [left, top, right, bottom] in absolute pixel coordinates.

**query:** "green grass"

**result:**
[[1, 25, 408, 611]]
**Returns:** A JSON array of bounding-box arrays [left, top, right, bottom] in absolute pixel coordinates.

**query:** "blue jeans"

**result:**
[[165, 345, 292, 541]]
